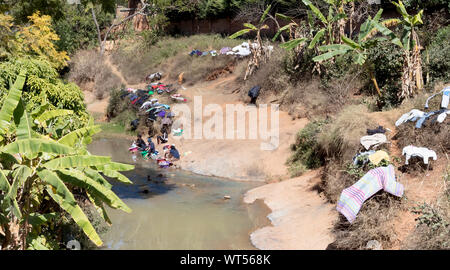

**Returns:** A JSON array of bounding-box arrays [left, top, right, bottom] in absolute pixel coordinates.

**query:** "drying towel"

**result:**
[[360, 134, 387, 150], [337, 165, 404, 223], [402, 145, 437, 165]]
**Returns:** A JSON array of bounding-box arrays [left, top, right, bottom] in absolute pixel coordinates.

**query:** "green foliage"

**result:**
[[288, 119, 328, 173], [424, 25, 450, 85], [367, 40, 404, 108], [0, 57, 89, 128], [412, 203, 449, 232], [403, 0, 450, 11], [53, 3, 114, 54], [0, 73, 133, 249]]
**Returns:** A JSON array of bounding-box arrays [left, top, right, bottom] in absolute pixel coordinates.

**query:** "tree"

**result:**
[[230, 4, 273, 80], [0, 12, 70, 69], [85, 0, 152, 55], [391, 0, 424, 99], [312, 9, 401, 96], [0, 71, 134, 249]]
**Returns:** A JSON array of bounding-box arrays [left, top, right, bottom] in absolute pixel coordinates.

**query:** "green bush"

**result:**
[[425, 25, 450, 86], [367, 40, 404, 109], [54, 4, 113, 54], [287, 119, 328, 173], [0, 57, 89, 126]]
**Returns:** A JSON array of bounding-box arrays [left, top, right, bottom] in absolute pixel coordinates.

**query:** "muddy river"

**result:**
[[88, 138, 270, 249]]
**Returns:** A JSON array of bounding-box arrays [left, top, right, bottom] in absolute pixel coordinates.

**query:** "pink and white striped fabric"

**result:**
[[336, 165, 404, 223]]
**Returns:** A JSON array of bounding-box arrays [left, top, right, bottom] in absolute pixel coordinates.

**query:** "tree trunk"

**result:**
[[91, 8, 104, 55]]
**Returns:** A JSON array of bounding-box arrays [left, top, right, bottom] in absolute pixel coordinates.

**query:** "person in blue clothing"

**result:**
[[147, 137, 156, 154], [167, 144, 180, 161]]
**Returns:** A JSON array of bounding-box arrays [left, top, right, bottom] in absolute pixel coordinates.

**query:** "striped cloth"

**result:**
[[336, 165, 404, 223]]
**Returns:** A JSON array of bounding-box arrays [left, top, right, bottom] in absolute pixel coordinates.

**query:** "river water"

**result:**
[[88, 138, 270, 250]]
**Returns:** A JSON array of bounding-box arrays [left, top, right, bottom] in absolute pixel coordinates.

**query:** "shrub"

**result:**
[[424, 25, 450, 86], [287, 119, 328, 176], [367, 40, 404, 109], [68, 49, 122, 99], [0, 57, 89, 126]]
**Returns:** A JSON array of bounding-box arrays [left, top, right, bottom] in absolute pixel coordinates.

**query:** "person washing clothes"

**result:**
[[157, 127, 169, 144], [248, 85, 261, 106], [147, 137, 156, 154], [168, 144, 180, 161], [136, 134, 147, 151]]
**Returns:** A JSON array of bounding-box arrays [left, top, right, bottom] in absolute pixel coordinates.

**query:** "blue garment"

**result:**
[[170, 148, 180, 159], [415, 109, 447, 128]]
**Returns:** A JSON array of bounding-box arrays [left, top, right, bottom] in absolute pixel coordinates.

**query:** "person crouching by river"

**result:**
[[136, 133, 147, 151], [165, 144, 180, 162]]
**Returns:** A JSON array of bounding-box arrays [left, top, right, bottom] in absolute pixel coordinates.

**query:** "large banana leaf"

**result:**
[[83, 167, 112, 190], [57, 169, 131, 213], [98, 162, 134, 172], [4, 165, 32, 219], [318, 44, 352, 52], [308, 29, 326, 49], [272, 24, 292, 42], [37, 169, 103, 246], [95, 168, 132, 184], [342, 36, 362, 50], [302, 0, 327, 25], [313, 49, 349, 62], [86, 192, 112, 225], [0, 169, 11, 193], [259, 4, 271, 24], [280, 38, 308, 50], [243, 23, 257, 31], [35, 110, 73, 128], [42, 155, 111, 170], [58, 126, 101, 147], [1, 138, 75, 159], [14, 100, 36, 140], [229, 28, 252, 39], [0, 71, 26, 133]]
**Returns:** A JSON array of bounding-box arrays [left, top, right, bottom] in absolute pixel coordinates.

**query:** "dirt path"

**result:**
[[170, 78, 308, 181]]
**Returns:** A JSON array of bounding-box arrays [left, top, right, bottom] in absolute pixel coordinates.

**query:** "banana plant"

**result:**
[[0, 71, 133, 250], [229, 4, 272, 80], [391, 0, 424, 98], [312, 9, 401, 96], [301, 0, 347, 45]]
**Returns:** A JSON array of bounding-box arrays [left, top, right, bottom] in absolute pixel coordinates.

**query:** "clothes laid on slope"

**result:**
[[368, 150, 390, 166], [425, 86, 450, 110], [367, 126, 386, 135], [415, 108, 449, 128], [360, 134, 387, 150], [336, 165, 404, 223], [402, 145, 437, 165], [395, 109, 425, 127], [352, 150, 376, 166]]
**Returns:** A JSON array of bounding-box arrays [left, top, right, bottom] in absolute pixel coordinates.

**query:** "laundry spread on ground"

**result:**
[[337, 165, 404, 223], [368, 150, 390, 166], [360, 134, 387, 150], [402, 145, 437, 165]]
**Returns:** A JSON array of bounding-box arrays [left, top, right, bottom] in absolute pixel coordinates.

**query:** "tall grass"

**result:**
[[111, 34, 243, 84]]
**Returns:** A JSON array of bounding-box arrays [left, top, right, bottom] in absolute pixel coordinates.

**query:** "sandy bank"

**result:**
[[243, 170, 337, 249]]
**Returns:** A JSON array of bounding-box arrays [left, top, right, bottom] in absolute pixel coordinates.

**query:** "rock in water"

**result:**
[[224, 195, 231, 200]]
